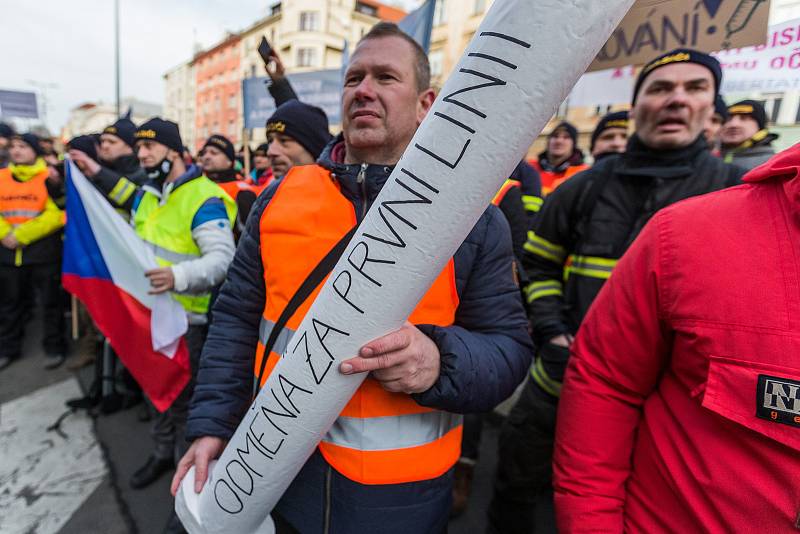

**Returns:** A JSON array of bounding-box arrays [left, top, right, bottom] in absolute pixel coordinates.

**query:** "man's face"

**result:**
[[547, 130, 574, 161], [720, 114, 760, 147], [136, 140, 170, 169], [99, 134, 133, 162], [199, 145, 233, 173], [253, 153, 270, 171], [267, 133, 315, 178], [39, 139, 54, 155], [9, 139, 37, 165], [592, 128, 628, 157], [0, 137, 9, 150], [631, 63, 715, 150], [704, 113, 725, 144], [342, 35, 434, 163]]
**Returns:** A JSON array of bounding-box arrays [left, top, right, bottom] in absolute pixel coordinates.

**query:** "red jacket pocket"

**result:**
[[702, 356, 800, 451]]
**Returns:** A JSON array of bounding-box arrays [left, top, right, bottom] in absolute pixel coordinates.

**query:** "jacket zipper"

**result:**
[[357, 163, 368, 220], [323, 465, 333, 534]]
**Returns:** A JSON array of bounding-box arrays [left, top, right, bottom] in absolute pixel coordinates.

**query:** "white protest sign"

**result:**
[[569, 18, 800, 108], [175, 0, 636, 532], [715, 17, 800, 92]]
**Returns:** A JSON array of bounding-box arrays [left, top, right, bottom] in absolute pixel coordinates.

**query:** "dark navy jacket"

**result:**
[[186, 136, 533, 532]]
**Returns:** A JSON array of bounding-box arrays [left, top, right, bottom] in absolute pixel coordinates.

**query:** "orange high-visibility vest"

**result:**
[[491, 179, 521, 206], [256, 164, 463, 485], [215, 179, 258, 201], [529, 160, 589, 195], [0, 167, 49, 226]]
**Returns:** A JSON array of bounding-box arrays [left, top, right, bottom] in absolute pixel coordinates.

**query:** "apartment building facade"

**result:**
[[163, 60, 196, 151], [192, 33, 243, 151]]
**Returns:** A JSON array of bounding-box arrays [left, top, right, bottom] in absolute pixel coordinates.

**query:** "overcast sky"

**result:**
[[1, 0, 420, 134]]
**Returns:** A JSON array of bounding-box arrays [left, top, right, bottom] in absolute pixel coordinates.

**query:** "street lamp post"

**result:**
[[115, 0, 121, 117]]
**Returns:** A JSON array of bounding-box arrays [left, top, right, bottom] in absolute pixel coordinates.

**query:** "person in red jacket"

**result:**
[[553, 145, 800, 532]]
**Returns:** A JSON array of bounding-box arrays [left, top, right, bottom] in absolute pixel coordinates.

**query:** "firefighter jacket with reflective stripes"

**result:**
[[92, 154, 147, 213], [492, 178, 527, 259], [523, 135, 744, 397], [256, 165, 462, 484], [0, 163, 64, 266], [554, 146, 800, 532], [188, 135, 532, 491], [511, 160, 543, 225], [133, 172, 236, 316]]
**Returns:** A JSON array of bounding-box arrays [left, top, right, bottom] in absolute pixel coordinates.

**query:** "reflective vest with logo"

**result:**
[[256, 164, 463, 485], [0, 167, 49, 226], [134, 176, 236, 315]]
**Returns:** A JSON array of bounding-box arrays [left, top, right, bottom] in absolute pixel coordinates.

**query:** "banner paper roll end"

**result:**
[[176, 462, 276, 534]]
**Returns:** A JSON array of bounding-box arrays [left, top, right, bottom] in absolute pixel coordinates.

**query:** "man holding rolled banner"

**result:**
[[174, 22, 532, 533], [488, 49, 746, 534]]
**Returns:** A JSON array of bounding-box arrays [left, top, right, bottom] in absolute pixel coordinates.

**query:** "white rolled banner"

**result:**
[[176, 0, 635, 532]]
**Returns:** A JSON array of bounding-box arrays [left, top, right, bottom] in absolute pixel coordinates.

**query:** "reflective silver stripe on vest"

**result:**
[[322, 411, 463, 452], [143, 240, 200, 264], [0, 209, 41, 219], [258, 318, 296, 357]]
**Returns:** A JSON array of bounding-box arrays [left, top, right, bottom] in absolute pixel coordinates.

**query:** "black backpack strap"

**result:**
[[254, 225, 358, 394]]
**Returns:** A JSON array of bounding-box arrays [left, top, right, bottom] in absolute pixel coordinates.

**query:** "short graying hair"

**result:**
[[358, 22, 431, 92]]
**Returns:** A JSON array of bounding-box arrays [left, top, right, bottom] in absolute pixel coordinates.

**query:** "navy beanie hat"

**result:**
[[590, 111, 629, 152], [135, 118, 183, 154], [633, 48, 722, 104], [201, 134, 236, 163], [103, 117, 138, 148], [266, 100, 331, 160], [727, 99, 767, 130]]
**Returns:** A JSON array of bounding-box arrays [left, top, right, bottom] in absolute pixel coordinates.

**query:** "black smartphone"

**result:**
[[258, 36, 273, 64]]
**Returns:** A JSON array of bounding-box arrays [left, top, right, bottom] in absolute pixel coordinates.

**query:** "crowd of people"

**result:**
[[1, 19, 797, 534]]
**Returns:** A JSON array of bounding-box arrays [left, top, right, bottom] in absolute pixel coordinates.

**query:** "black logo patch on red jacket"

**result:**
[[756, 375, 800, 428]]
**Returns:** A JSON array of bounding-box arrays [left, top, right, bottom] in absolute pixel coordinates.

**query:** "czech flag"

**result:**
[[62, 161, 190, 411]]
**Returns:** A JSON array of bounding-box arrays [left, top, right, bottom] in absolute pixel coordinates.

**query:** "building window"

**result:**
[[297, 47, 316, 67], [429, 50, 444, 77], [355, 1, 378, 17], [271, 2, 282, 16], [299, 11, 319, 31], [228, 120, 236, 136], [769, 97, 782, 124], [229, 94, 236, 109], [473, 0, 486, 14], [433, 0, 446, 26]]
